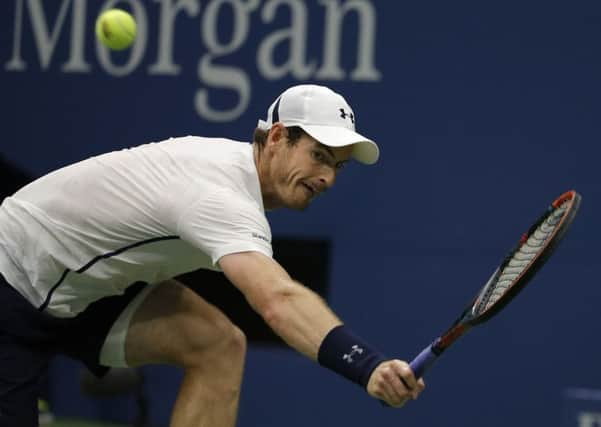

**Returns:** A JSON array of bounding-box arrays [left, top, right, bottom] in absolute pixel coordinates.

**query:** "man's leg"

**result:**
[[0, 277, 53, 427], [0, 334, 47, 427], [113, 280, 247, 427]]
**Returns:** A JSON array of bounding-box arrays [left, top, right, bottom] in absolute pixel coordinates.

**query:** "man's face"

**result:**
[[265, 127, 353, 210]]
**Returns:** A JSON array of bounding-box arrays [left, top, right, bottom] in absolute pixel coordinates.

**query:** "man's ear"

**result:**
[[267, 123, 288, 148]]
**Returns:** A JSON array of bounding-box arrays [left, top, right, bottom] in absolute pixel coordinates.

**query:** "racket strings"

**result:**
[[476, 200, 570, 314]]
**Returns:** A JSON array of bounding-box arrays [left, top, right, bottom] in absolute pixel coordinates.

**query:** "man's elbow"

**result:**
[[253, 286, 300, 330], [257, 291, 289, 328]]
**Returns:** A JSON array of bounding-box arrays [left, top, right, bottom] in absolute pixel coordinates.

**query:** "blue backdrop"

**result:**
[[1, 1, 600, 426]]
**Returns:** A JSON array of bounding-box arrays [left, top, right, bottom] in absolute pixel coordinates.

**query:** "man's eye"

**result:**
[[312, 151, 324, 161]]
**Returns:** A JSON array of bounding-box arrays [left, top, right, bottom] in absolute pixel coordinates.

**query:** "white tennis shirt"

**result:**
[[0, 136, 273, 318]]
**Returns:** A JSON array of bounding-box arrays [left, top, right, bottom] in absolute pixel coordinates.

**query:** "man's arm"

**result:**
[[219, 250, 425, 406], [219, 250, 341, 360]]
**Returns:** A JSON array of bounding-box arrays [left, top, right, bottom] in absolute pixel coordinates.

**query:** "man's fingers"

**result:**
[[367, 359, 426, 407], [381, 365, 412, 406], [379, 361, 422, 405], [379, 377, 408, 407], [391, 361, 420, 399]]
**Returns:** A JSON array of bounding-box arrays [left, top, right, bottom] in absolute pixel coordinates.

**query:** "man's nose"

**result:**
[[318, 166, 336, 190]]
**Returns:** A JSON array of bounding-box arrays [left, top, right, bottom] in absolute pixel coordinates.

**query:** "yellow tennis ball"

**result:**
[[95, 9, 136, 51]]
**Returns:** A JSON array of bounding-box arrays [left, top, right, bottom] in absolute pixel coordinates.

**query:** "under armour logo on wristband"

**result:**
[[342, 345, 364, 363]]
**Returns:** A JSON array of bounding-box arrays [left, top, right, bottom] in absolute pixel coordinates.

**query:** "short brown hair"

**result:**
[[253, 126, 306, 149]]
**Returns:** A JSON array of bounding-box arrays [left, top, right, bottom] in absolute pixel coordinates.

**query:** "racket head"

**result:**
[[415, 190, 581, 369], [468, 190, 581, 324]]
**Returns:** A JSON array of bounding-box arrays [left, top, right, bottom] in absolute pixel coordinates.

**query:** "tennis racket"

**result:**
[[409, 190, 582, 379]]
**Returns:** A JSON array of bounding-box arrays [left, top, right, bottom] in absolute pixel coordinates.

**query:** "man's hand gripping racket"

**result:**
[[409, 190, 581, 379]]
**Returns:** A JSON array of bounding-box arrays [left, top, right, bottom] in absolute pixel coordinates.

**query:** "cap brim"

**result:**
[[298, 124, 380, 165]]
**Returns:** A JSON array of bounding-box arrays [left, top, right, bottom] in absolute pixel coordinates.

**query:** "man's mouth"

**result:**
[[302, 182, 317, 197]]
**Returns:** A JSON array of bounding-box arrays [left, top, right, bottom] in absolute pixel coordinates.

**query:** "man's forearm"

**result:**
[[257, 281, 342, 360], [219, 252, 423, 404], [257, 281, 387, 391]]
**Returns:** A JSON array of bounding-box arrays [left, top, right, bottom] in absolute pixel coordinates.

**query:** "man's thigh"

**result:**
[[119, 279, 237, 368]]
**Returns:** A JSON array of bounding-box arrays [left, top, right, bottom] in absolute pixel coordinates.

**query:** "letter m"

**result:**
[[5, 0, 89, 72]]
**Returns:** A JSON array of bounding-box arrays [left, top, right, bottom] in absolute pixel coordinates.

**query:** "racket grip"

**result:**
[[409, 344, 438, 379], [379, 344, 438, 408]]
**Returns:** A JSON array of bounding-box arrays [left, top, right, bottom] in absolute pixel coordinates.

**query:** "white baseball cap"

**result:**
[[257, 85, 380, 165]]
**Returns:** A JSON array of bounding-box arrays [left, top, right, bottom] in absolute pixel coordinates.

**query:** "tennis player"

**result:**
[[0, 84, 425, 427]]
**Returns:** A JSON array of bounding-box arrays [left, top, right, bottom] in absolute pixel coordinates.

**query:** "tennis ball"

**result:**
[[95, 9, 136, 51]]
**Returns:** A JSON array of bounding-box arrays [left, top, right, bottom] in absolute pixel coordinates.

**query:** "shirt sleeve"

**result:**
[[175, 188, 273, 267]]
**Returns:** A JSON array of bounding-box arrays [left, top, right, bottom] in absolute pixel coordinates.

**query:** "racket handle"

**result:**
[[409, 344, 438, 379], [379, 344, 438, 408]]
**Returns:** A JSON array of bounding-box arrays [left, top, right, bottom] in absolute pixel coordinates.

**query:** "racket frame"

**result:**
[[410, 190, 581, 377]]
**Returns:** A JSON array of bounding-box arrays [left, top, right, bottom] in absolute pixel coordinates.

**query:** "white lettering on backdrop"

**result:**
[[5, 0, 381, 122]]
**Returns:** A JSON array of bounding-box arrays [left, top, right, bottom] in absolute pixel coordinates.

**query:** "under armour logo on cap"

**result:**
[[339, 108, 355, 124]]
